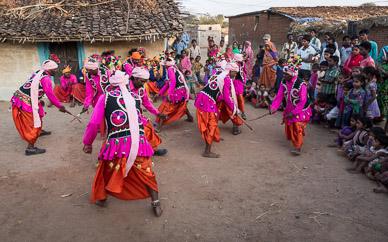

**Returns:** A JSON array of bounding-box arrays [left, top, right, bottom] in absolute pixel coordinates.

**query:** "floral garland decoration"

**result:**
[[103, 55, 122, 70], [49, 54, 60, 64]]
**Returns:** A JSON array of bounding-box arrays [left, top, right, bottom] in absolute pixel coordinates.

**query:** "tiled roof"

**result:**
[[0, 0, 183, 42], [270, 6, 388, 22]]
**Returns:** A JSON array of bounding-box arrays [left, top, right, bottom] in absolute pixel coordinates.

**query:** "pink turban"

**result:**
[[225, 62, 239, 72], [165, 58, 175, 67], [31, 60, 58, 128], [109, 71, 139, 177], [132, 67, 150, 79], [216, 60, 227, 70], [84, 61, 99, 70], [233, 54, 243, 62]]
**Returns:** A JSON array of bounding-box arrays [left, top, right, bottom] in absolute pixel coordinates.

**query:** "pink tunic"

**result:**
[[159, 66, 188, 103], [123, 59, 135, 76], [194, 76, 235, 114], [84, 69, 110, 108], [60, 74, 78, 92], [233, 64, 246, 95], [270, 77, 312, 123], [10, 74, 63, 117], [360, 56, 375, 68], [83, 94, 154, 160]]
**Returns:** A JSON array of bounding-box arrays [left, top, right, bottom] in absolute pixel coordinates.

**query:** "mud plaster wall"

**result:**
[[0, 42, 41, 101]]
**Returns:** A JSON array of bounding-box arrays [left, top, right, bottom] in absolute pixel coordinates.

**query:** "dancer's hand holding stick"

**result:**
[[66, 110, 82, 123]]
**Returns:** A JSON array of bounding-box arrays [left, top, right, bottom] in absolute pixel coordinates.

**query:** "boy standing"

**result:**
[[297, 35, 316, 79], [189, 39, 201, 59], [359, 29, 378, 62], [192, 56, 203, 84], [359, 42, 376, 67], [321, 56, 340, 99], [340, 35, 352, 70]]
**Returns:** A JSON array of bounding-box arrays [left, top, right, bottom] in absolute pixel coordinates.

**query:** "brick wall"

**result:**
[[229, 13, 388, 57], [229, 13, 292, 53]]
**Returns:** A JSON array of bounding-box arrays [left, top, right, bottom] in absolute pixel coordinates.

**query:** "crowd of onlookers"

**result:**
[[170, 28, 388, 193]]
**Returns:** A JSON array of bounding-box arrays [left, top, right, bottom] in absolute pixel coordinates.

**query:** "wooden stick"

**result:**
[[249, 112, 271, 121], [237, 114, 254, 130], [66, 110, 82, 123]]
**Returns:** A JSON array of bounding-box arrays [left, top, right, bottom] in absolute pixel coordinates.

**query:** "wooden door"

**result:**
[[49, 42, 80, 85]]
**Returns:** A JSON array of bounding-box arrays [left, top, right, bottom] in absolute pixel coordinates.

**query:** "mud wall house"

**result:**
[[227, 6, 388, 54], [0, 0, 183, 100]]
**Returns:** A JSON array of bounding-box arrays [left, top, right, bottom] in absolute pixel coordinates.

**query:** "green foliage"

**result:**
[[361, 2, 377, 6], [198, 14, 228, 27]]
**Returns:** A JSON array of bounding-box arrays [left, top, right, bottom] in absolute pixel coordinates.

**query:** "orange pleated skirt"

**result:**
[[53, 86, 71, 102], [12, 106, 42, 145], [156, 101, 187, 125], [216, 102, 243, 126], [91, 156, 158, 204], [71, 83, 86, 103], [236, 94, 245, 113], [284, 119, 308, 148], [196, 108, 220, 145], [144, 120, 162, 150], [147, 82, 160, 94]]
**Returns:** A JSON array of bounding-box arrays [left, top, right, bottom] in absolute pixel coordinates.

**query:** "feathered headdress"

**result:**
[[49, 54, 60, 64], [283, 55, 302, 76]]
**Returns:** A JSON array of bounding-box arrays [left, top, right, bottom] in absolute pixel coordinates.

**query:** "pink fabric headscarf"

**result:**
[[233, 53, 244, 62], [132, 67, 150, 79], [85, 61, 99, 70], [109, 70, 139, 177], [31, 60, 58, 128], [216, 60, 228, 70], [180, 56, 192, 75], [165, 58, 175, 67]]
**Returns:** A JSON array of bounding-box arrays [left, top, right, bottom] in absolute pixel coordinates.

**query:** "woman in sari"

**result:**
[[258, 43, 279, 89], [178, 50, 192, 75], [243, 41, 254, 81], [377, 45, 388, 121]]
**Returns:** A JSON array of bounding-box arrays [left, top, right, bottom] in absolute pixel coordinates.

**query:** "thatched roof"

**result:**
[[0, 0, 183, 43]]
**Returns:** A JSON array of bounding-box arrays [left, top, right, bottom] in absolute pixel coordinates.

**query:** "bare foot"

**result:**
[[202, 152, 220, 158], [337, 149, 346, 156], [151, 201, 163, 217], [185, 116, 194, 122], [366, 172, 376, 181], [219, 138, 224, 141], [95, 199, 107, 207], [373, 187, 388, 193]]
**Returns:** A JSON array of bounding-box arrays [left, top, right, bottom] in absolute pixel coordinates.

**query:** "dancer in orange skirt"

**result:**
[[270, 56, 312, 155], [148, 56, 167, 95], [194, 62, 240, 158], [154, 58, 193, 132], [10, 60, 68, 155], [232, 54, 247, 120], [83, 70, 162, 216], [129, 67, 169, 156]]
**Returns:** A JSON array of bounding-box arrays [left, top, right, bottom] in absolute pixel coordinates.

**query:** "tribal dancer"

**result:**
[[121, 52, 142, 76], [269, 56, 312, 155], [217, 63, 243, 135], [195, 63, 239, 158], [11, 60, 68, 155], [129, 67, 169, 156], [154, 58, 193, 132], [83, 70, 163, 216], [232, 54, 247, 120]]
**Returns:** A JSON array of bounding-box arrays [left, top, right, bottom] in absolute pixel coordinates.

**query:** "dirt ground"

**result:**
[[0, 99, 387, 242]]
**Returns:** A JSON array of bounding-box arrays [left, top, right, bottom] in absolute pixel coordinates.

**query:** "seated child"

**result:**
[[373, 156, 388, 193], [268, 88, 277, 106], [184, 70, 200, 98], [311, 92, 327, 124], [329, 113, 359, 147], [255, 84, 269, 108], [348, 134, 388, 174], [324, 96, 338, 128], [339, 116, 373, 159], [244, 80, 257, 104]]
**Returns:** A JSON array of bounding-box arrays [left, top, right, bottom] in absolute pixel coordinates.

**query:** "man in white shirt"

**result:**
[[189, 39, 201, 59], [310, 29, 321, 51], [297, 35, 316, 79]]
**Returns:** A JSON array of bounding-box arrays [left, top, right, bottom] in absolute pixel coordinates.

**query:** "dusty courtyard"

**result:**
[[0, 100, 387, 242]]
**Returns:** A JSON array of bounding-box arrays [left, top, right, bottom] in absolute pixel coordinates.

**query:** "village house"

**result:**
[[227, 6, 388, 53], [0, 0, 183, 100]]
